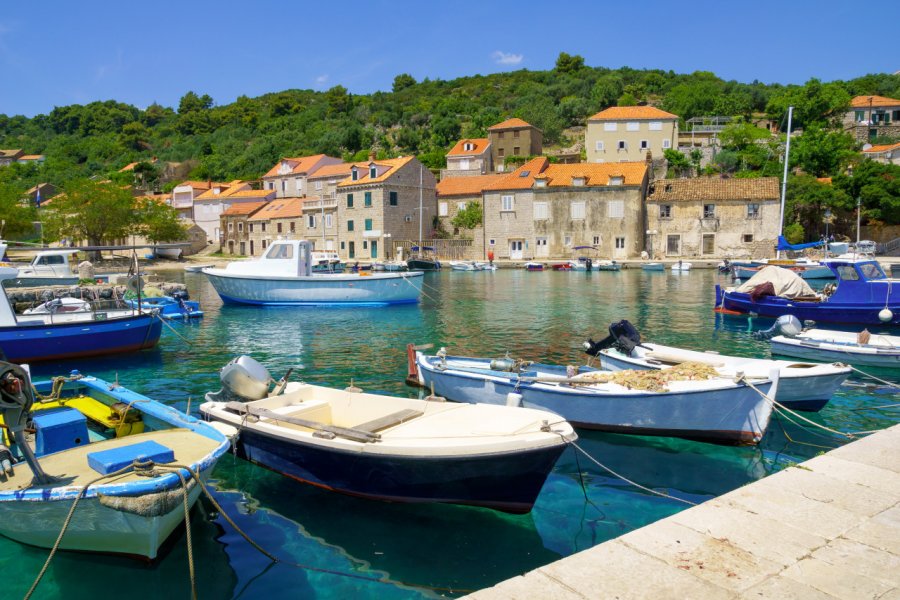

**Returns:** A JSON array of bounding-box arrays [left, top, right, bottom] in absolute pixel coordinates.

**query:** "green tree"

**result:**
[[42, 179, 139, 255], [554, 52, 585, 74], [451, 201, 483, 231], [835, 160, 900, 224], [790, 126, 856, 177], [616, 92, 638, 106], [786, 174, 854, 239], [392, 73, 417, 93], [0, 183, 36, 238], [765, 78, 851, 129], [136, 198, 187, 243], [178, 91, 214, 114], [119, 121, 150, 151], [663, 148, 690, 177]]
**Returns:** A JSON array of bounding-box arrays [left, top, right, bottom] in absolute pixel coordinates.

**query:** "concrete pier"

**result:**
[[467, 423, 900, 599]]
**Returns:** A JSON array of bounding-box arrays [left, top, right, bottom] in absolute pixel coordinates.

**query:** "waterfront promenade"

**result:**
[[467, 423, 900, 599]]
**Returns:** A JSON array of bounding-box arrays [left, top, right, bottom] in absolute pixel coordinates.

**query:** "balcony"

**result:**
[[700, 217, 719, 231], [304, 196, 338, 210]]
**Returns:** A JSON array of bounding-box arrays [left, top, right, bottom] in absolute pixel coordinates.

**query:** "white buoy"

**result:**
[[506, 392, 523, 407], [879, 308, 893, 323]]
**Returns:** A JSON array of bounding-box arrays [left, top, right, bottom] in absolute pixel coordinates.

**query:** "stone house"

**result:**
[[0, 149, 24, 166], [17, 154, 45, 164], [261, 154, 343, 198], [487, 119, 543, 172], [336, 156, 437, 261], [436, 174, 506, 260], [302, 162, 361, 253], [863, 142, 900, 166], [245, 198, 304, 256], [586, 106, 679, 164], [442, 138, 492, 178], [646, 177, 780, 259], [221, 201, 268, 256], [194, 182, 275, 246], [844, 95, 900, 142], [482, 158, 649, 261], [170, 180, 228, 221]]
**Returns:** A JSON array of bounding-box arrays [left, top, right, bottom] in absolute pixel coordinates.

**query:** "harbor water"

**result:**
[[9, 268, 898, 599]]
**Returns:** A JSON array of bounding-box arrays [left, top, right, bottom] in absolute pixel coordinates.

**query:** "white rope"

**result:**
[[849, 365, 900, 390]]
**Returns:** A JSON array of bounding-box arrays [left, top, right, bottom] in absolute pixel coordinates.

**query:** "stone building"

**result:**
[[482, 158, 649, 260], [863, 142, 900, 166], [487, 118, 543, 172], [436, 174, 506, 259], [194, 182, 275, 246], [171, 180, 225, 221], [245, 198, 304, 256], [261, 154, 343, 198], [586, 106, 679, 164], [336, 156, 437, 261], [646, 177, 780, 259], [442, 138, 492, 178], [0, 149, 24, 166], [844, 95, 900, 142], [220, 201, 268, 256]]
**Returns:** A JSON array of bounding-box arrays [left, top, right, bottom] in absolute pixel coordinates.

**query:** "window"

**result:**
[[593, 236, 600, 245], [743, 234, 754, 243], [340, 241, 345, 250], [608, 200, 624, 218], [262, 239, 268, 249], [389, 191, 398, 206], [855, 110, 865, 122], [277, 223, 283, 234], [351, 168, 358, 181], [659, 204, 671, 219], [498, 131, 505, 139], [702, 234, 715, 255], [347, 194, 354, 208], [325, 214, 333, 228], [498, 148, 505, 157], [369, 165, 377, 178], [238, 222, 243, 232], [281, 181, 286, 193], [662, 139, 672, 149], [266, 243, 293, 259], [295, 178, 302, 192], [533, 201, 548, 220], [457, 202, 467, 211], [438, 202, 448, 216], [348, 241, 355, 258], [307, 215, 316, 228], [290, 221, 296, 233], [365, 218, 373, 231], [564, 235, 572, 247], [463, 142, 473, 151], [501, 195, 514, 211], [266, 182, 274, 190], [703, 204, 716, 218], [249, 223, 254, 233], [347, 220, 354, 232], [617, 140, 627, 150], [649, 121, 662, 131], [364, 192, 372, 207], [571, 201, 586, 220], [513, 146, 520, 155], [615, 237, 625, 249], [261, 223, 267, 232], [667, 235, 680, 255], [626, 122, 639, 132], [640, 140, 649, 150], [595, 141, 604, 151], [228, 222, 234, 232], [860, 263, 885, 279], [747, 203, 760, 219], [315, 181, 322, 191], [603, 122, 617, 132], [513, 129, 520, 138], [363, 240, 368, 249]]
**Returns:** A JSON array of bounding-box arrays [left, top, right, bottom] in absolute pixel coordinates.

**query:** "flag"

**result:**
[[35, 186, 41, 207]]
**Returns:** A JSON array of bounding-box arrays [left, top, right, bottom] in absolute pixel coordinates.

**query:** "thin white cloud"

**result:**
[[314, 74, 329, 87], [492, 51, 523, 66], [94, 49, 124, 82]]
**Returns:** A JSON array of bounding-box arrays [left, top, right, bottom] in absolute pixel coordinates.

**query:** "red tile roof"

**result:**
[[263, 154, 337, 178], [248, 198, 303, 220], [863, 142, 900, 154], [222, 201, 268, 216], [337, 156, 416, 187], [484, 157, 550, 191], [487, 118, 534, 131], [647, 177, 780, 202], [484, 160, 647, 191], [850, 95, 900, 108], [307, 162, 360, 180], [436, 174, 506, 197], [447, 138, 490, 157], [588, 106, 678, 121]]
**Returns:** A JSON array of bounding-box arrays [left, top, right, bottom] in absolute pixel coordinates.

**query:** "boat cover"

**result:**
[[776, 235, 824, 251], [736, 265, 816, 298]]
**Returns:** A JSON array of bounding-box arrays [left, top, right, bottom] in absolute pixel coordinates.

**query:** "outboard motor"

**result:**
[[753, 314, 803, 340], [584, 319, 645, 356], [170, 289, 190, 301], [205, 356, 274, 403], [0, 362, 53, 484]]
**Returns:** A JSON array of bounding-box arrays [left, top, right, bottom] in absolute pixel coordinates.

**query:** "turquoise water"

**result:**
[[9, 269, 898, 599]]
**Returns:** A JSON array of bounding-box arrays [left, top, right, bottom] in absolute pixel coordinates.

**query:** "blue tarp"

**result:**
[[776, 235, 825, 252]]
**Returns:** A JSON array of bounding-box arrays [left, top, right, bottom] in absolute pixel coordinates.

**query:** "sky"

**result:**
[[0, 0, 896, 118]]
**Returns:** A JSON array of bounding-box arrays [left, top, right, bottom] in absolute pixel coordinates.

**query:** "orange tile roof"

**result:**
[[588, 106, 679, 121], [175, 180, 229, 191], [863, 142, 900, 154], [223, 189, 276, 199], [222, 201, 268, 216], [307, 162, 359, 180], [337, 156, 417, 187], [195, 182, 253, 201], [484, 157, 550, 191], [134, 194, 172, 204], [436, 174, 507, 197], [850, 95, 900, 108], [816, 177, 833, 185], [539, 162, 647, 187], [248, 198, 303, 220], [263, 154, 336, 178], [647, 177, 780, 202], [447, 138, 490, 157], [487, 118, 534, 131], [19, 154, 44, 160]]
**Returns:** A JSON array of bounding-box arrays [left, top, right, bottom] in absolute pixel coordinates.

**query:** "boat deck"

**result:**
[[0, 429, 219, 492]]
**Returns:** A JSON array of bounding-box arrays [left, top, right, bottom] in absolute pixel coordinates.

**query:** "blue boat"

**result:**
[[717, 259, 899, 326], [414, 351, 776, 445], [0, 267, 163, 363], [0, 361, 232, 559], [126, 293, 203, 320]]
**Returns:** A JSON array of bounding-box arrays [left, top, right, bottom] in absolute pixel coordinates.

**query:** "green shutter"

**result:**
[[365, 218, 372, 231], [389, 191, 397, 206], [347, 220, 354, 232], [364, 191, 372, 206], [347, 193, 353, 208]]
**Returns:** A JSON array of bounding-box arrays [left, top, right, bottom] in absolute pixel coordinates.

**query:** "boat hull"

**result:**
[[5, 276, 80, 288], [771, 337, 900, 368], [406, 259, 441, 271], [0, 313, 162, 362], [207, 419, 566, 514], [417, 357, 773, 445], [641, 264, 665, 272], [204, 270, 424, 306]]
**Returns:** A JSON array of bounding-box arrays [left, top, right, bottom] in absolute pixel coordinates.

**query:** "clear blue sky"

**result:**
[[1, 0, 895, 117]]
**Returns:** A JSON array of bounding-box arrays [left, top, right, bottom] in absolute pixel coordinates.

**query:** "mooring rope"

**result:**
[[155, 312, 194, 346], [848, 366, 900, 390]]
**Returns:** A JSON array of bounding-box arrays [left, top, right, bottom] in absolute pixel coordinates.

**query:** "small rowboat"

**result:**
[[771, 328, 900, 368], [641, 263, 665, 272]]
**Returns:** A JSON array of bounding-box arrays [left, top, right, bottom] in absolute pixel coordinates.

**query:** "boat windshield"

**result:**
[[859, 262, 886, 280], [836, 265, 859, 281], [265, 244, 294, 259]]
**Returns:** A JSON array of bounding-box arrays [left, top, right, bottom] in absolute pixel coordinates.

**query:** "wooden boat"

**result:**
[[203, 240, 424, 306], [0, 362, 233, 559], [641, 262, 665, 272], [4, 249, 80, 288], [406, 246, 441, 271], [551, 262, 574, 271], [126, 293, 203, 320], [414, 351, 777, 445], [0, 267, 162, 363], [594, 260, 621, 272], [771, 328, 900, 368], [523, 262, 544, 271], [717, 259, 899, 326], [589, 322, 850, 412], [153, 247, 183, 260], [199, 356, 575, 513]]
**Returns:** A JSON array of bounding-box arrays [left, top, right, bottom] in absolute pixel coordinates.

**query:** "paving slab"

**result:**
[[811, 537, 900, 587], [741, 573, 841, 599], [781, 556, 895, 598], [802, 455, 900, 496]]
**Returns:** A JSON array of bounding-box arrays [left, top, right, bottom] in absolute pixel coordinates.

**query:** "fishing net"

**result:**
[[572, 362, 720, 392]]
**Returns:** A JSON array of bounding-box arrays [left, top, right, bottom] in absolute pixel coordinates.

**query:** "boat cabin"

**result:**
[[19, 250, 78, 278], [227, 240, 316, 277], [824, 259, 898, 304]]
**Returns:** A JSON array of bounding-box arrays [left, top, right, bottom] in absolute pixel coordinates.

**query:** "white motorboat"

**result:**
[[588, 320, 850, 412], [448, 260, 482, 271], [200, 356, 575, 513], [184, 264, 214, 273], [203, 239, 423, 306], [4, 249, 80, 287], [671, 261, 692, 272], [771, 328, 900, 368]]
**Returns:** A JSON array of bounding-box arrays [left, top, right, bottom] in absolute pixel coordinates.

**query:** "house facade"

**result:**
[[646, 177, 780, 259], [442, 138, 492, 178], [246, 198, 304, 256], [487, 119, 543, 172], [261, 154, 343, 198], [436, 174, 506, 259], [863, 142, 900, 166], [194, 181, 275, 245], [586, 106, 679, 164], [844, 95, 900, 141], [221, 201, 268, 256], [482, 158, 649, 261], [0, 149, 24, 166], [170, 180, 226, 221], [336, 156, 437, 261]]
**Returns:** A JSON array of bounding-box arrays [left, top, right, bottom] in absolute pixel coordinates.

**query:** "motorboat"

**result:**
[[183, 264, 213, 273], [641, 263, 665, 272], [373, 260, 407, 272], [594, 260, 621, 272], [200, 356, 576, 514], [771, 327, 900, 368], [203, 240, 424, 306], [406, 246, 441, 271], [588, 320, 850, 412], [0, 361, 233, 559], [3, 249, 80, 288], [413, 350, 777, 445], [523, 262, 544, 271], [0, 267, 162, 363], [126, 291, 203, 320], [153, 247, 183, 260], [448, 260, 482, 271], [671, 261, 692, 272], [717, 259, 899, 326]]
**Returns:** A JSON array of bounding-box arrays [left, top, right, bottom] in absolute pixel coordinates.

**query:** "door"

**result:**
[[349, 241, 356, 259], [535, 237, 548, 257], [250, 240, 255, 256], [613, 237, 626, 258], [702, 234, 715, 255], [666, 234, 681, 256], [510, 240, 524, 260], [370, 240, 378, 259]]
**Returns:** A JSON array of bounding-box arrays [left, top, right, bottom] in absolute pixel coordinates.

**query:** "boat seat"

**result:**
[[351, 409, 423, 434], [645, 352, 724, 368]]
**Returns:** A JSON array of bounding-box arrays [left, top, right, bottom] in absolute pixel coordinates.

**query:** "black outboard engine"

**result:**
[[0, 362, 53, 483], [583, 320, 645, 357], [170, 289, 190, 301]]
